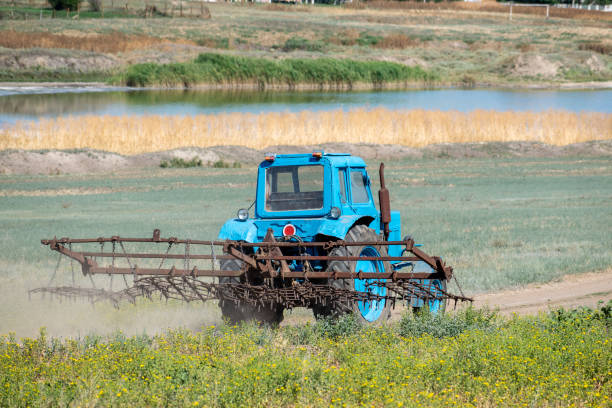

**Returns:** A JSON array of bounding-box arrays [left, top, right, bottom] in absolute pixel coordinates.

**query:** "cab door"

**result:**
[[348, 167, 378, 219]]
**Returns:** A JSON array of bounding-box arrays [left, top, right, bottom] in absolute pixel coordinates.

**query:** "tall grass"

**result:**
[[117, 53, 435, 87], [1, 109, 609, 155]]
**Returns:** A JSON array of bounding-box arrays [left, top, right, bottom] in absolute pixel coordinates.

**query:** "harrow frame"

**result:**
[[35, 229, 472, 311]]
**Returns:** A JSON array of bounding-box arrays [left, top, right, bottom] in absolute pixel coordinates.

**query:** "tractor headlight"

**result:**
[[237, 208, 249, 221], [330, 206, 341, 219]]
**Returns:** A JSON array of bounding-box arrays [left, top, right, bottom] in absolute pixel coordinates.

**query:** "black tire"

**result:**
[[316, 225, 392, 324], [219, 257, 284, 326]]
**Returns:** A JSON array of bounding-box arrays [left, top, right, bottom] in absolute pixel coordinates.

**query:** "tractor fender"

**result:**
[[218, 219, 258, 243], [315, 215, 375, 240]]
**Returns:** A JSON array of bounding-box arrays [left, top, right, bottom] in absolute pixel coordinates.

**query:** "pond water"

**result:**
[[0, 86, 610, 125]]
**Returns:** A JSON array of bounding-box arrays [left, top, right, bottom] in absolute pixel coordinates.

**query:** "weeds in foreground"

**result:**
[[0, 307, 609, 407], [398, 306, 499, 338]]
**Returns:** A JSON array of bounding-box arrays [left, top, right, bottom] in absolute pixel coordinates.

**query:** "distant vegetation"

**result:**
[[1, 306, 610, 407], [160, 157, 241, 169], [118, 53, 436, 88], [0, 2, 609, 85]]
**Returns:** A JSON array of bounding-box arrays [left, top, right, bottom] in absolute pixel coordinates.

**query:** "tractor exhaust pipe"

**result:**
[[378, 163, 391, 240]]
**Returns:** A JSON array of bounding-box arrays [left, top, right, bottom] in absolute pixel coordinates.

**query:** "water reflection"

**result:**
[[1, 88, 610, 125]]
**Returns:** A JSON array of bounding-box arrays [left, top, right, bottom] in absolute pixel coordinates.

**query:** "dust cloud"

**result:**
[[0, 275, 222, 339]]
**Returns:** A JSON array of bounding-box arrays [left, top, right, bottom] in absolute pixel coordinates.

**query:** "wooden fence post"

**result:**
[[546, 5, 549, 18], [509, 2, 513, 21], [180, 0, 183, 17]]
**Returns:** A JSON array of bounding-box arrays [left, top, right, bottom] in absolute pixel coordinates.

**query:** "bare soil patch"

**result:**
[[1, 141, 610, 175], [511, 54, 560, 78], [473, 269, 612, 315]]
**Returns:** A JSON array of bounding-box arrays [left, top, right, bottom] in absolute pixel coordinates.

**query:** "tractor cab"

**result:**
[[219, 152, 399, 245]]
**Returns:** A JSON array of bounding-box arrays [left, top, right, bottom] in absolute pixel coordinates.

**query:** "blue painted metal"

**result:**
[[354, 246, 387, 322], [218, 219, 258, 242], [427, 280, 445, 314]]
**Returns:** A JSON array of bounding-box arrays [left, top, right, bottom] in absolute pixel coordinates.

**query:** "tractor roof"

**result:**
[[263, 152, 366, 168]]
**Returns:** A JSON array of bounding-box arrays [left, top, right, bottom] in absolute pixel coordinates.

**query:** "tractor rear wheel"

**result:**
[[219, 257, 284, 326], [317, 225, 392, 324]]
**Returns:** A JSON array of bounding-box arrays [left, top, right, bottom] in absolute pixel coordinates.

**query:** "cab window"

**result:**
[[265, 165, 324, 211], [350, 170, 369, 203]]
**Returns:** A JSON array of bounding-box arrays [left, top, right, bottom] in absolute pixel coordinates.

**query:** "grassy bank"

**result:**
[[116, 53, 435, 88], [2, 109, 610, 154], [1, 307, 610, 407], [0, 69, 109, 83]]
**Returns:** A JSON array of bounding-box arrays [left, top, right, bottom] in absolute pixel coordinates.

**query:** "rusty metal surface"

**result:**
[[33, 229, 472, 310]]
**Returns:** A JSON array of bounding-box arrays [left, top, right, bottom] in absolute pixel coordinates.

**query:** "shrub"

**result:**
[[159, 156, 202, 168], [282, 37, 325, 52], [48, 0, 80, 10], [578, 42, 612, 55], [87, 0, 101, 11]]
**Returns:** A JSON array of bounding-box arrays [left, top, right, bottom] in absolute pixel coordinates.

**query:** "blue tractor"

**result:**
[[215, 152, 467, 324], [38, 152, 471, 324]]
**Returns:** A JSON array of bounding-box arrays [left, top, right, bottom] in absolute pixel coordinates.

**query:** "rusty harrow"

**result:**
[[33, 229, 472, 312]]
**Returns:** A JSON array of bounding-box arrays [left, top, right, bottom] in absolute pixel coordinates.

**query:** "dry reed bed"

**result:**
[[0, 31, 194, 54], [1, 109, 610, 155]]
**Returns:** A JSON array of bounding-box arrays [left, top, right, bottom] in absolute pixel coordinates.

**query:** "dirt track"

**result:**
[[473, 269, 612, 315]]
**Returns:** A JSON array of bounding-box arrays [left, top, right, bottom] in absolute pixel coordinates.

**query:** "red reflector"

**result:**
[[282, 224, 296, 237], [312, 151, 322, 158], [265, 156, 275, 162]]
